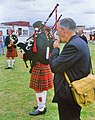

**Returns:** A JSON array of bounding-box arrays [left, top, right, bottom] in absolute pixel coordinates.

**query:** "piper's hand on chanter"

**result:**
[[20, 52, 23, 59], [10, 40, 14, 45], [8, 44, 12, 47]]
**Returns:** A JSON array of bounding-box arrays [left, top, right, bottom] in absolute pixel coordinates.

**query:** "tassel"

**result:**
[[33, 31, 37, 52]]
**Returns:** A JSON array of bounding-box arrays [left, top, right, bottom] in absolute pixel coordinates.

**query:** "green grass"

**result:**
[[0, 42, 95, 120]]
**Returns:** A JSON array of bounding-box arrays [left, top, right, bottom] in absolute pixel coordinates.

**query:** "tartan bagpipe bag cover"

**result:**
[[64, 73, 95, 107]]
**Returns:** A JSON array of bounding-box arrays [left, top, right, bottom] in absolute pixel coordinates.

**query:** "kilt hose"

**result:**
[[30, 62, 53, 92], [6, 46, 18, 58]]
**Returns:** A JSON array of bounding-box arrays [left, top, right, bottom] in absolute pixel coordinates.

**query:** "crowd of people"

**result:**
[[89, 33, 95, 41], [0, 18, 92, 120]]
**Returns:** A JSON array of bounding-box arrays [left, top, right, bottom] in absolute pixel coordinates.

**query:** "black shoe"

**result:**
[[5, 67, 11, 69], [34, 106, 38, 110], [34, 106, 46, 111], [29, 108, 46, 116]]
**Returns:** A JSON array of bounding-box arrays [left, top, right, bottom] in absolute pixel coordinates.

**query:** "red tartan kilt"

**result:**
[[30, 63, 53, 92], [6, 47, 18, 58]]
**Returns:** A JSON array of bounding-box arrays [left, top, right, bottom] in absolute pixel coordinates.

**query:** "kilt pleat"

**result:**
[[30, 62, 53, 92], [6, 46, 18, 58]]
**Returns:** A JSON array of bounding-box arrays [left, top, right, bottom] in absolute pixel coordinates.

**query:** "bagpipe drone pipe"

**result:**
[[17, 4, 62, 69]]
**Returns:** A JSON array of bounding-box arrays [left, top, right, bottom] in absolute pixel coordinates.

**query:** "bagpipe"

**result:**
[[10, 34, 18, 45], [7, 34, 18, 52], [17, 4, 62, 68]]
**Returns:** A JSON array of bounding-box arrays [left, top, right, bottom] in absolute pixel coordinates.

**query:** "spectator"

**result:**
[[49, 18, 91, 120], [77, 30, 88, 44], [0, 30, 5, 55]]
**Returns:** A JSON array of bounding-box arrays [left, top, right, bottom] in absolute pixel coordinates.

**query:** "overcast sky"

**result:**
[[0, 0, 95, 27]]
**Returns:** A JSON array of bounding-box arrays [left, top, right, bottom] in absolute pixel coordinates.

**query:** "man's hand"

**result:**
[[10, 40, 14, 45], [20, 52, 23, 59], [8, 44, 12, 47], [53, 38, 60, 48]]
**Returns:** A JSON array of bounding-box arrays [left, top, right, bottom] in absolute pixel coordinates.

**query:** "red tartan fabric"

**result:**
[[30, 62, 53, 92], [6, 46, 18, 58]]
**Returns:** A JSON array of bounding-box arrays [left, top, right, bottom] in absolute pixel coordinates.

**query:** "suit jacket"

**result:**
[[79, 34, 88, 44], [49, 35, 91, 103]]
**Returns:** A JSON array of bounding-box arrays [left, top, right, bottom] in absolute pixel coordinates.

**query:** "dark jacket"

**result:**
[[5, 35, 18, 48], [79, 34, 88, 44], [23, 32, 50, 65], [23, 32, 52, 72], [49, 35, 91, 103]]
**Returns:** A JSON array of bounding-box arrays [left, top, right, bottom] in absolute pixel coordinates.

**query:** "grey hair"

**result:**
[[59, 18, 76, 31]]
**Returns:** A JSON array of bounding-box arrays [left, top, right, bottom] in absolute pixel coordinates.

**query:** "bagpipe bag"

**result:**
[[33, 32, 50, 65]]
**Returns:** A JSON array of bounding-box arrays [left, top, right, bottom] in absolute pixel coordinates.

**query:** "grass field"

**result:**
[[0, 42, 95, 120]]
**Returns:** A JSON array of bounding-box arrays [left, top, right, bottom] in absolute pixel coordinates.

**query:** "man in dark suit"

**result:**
[[77, 30, 88, 44], [49, 18, 91, 120]]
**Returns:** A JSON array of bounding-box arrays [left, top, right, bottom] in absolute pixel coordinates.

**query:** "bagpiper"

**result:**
[[20, 21, 54, 116], [5, 29, 18, 69]]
